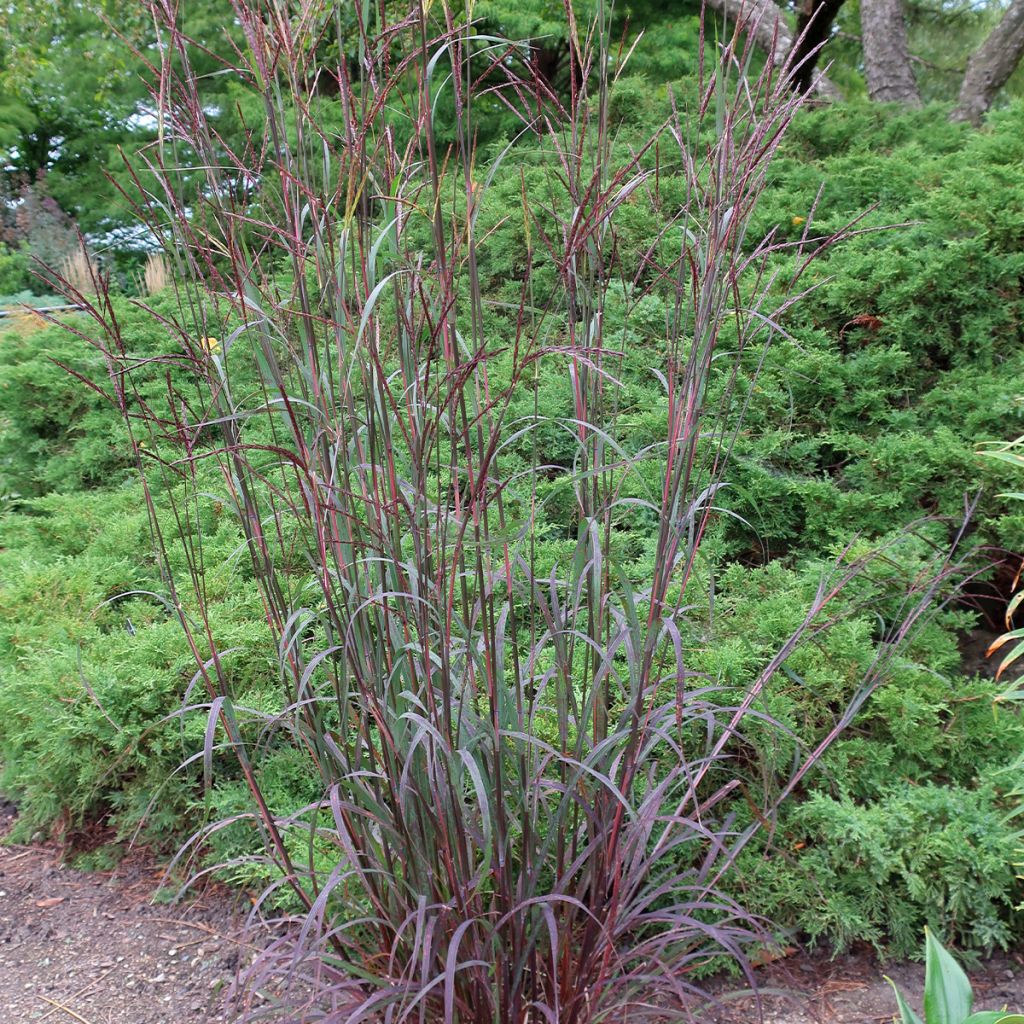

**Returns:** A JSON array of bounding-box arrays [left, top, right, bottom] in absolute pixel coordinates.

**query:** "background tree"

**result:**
[[702, 0, 843, 95], [0, 0, 246, 250], [791, 0, 848, 93], [703, 0, 1024, 116], [3, 0, 1024, 267], [952, 0, 1024, 121], [0, 1, 151, 237], [861, 0, 921, 103]]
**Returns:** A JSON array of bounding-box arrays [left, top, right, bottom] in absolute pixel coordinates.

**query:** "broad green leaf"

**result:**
[[964, 1014, 1024, 1024], [997, 688, 1024, 702], [886, 977, 925, 1024], [986, 628, 1024, 654], [996, 640, 1024, 680], [983, 453, 1024, 468], [924, 929, 972, 1024]]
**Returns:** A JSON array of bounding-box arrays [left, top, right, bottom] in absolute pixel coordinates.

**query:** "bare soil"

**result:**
[[705, 943, 1024, 1023], [2, 795, 1022, 1023], [0, 799, 245, 1023]]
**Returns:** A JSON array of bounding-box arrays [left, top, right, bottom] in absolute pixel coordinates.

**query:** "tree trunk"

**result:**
[[703, 0, 843, 98], [860, 0, 921, 105], [790, 0, 847, 95], [952, 0, 1024, 125]]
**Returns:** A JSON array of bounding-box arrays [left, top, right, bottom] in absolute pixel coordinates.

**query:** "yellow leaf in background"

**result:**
[[791, 216, 806, 226]]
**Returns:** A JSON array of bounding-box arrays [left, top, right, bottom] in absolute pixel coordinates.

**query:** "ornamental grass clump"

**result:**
[[57, 2, 967, 1020]]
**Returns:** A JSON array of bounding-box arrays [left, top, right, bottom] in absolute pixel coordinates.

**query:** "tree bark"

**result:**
[[790, 0, 847, 95], [951, 0, 1024, 124], [860, 0, 921, 105], [703, 0, 843, 98]]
